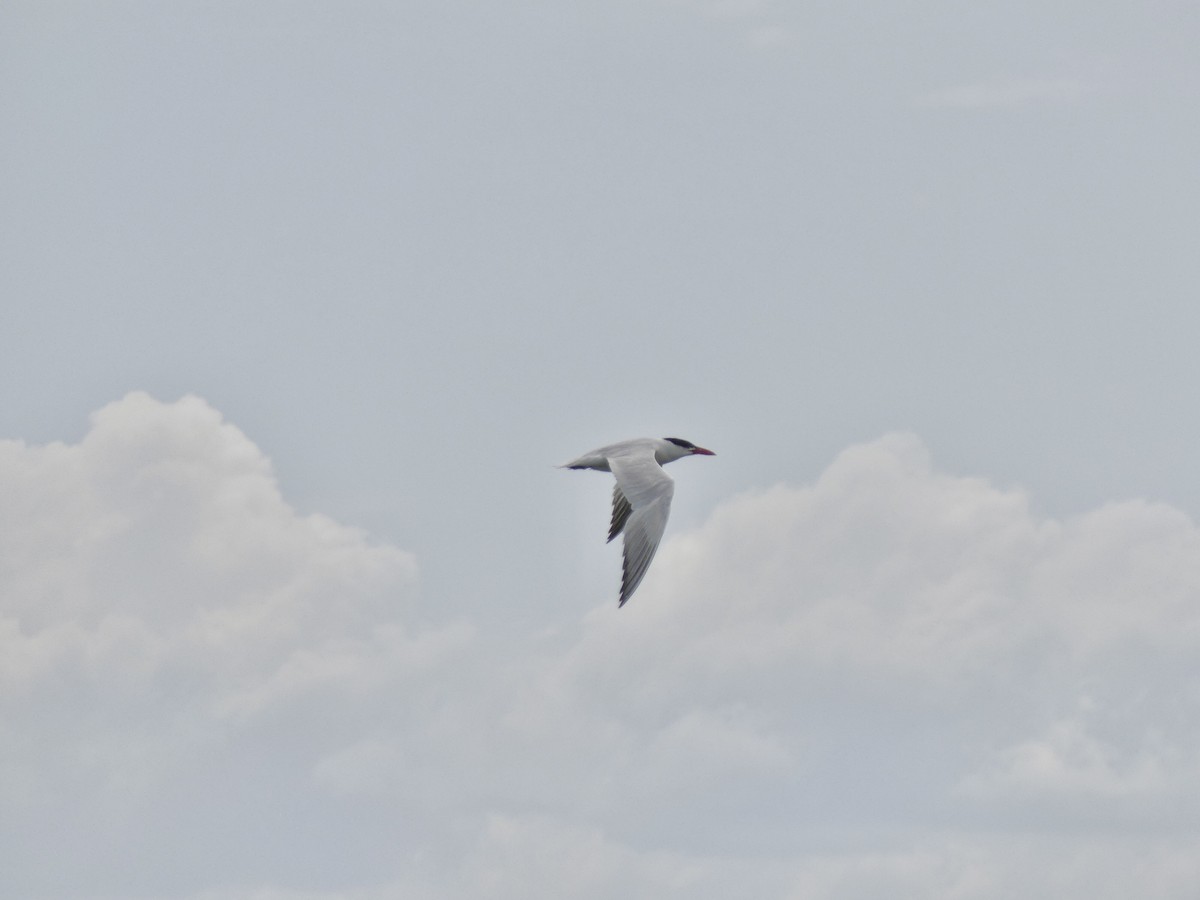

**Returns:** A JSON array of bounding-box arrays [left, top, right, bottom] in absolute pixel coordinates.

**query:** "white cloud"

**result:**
[[464, 432, 1200, 888], [0, 393, 464, 896], [562, 434, 1200, 799], [916, 76, 1085, 109], [962, 711, 1172, 800], [4, 403, 1200, 898]]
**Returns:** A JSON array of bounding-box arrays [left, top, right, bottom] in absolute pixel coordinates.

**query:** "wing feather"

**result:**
[[608, 453, 675, 607], [608, 484, 633, 543]]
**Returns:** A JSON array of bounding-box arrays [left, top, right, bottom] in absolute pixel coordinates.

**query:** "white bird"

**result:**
[[560, 437, 715, 607]]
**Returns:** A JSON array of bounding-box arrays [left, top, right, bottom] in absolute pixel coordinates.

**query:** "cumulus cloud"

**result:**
[[4, 403, 1200, 899], [461, 433, 1200, 893], [0, 393, 466, 896], [559, 435, 1200, 815]]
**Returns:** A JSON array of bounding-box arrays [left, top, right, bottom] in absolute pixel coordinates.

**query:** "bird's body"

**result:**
[[561, 437, 715, 607]]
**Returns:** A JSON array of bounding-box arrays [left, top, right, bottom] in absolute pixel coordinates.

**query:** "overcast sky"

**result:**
[[3, 2, 1200, 898]]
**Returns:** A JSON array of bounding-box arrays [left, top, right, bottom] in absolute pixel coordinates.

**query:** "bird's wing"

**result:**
[[608, 483, 632, 543], [608, 452, 675, 607]]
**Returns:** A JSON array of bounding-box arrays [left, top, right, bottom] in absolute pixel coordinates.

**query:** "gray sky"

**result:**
[[3, 2, 1200, 897]]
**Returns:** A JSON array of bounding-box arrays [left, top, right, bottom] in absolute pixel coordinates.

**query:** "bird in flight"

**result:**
[[560, 437, 715, 607]]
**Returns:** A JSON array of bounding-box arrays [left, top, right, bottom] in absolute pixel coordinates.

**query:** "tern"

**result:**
[[561, 437, 715, 607]]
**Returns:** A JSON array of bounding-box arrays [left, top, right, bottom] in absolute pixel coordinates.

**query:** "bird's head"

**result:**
[[661, 437, 716, 463]]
